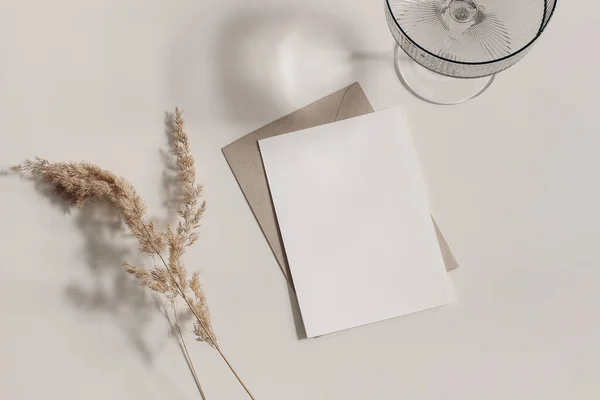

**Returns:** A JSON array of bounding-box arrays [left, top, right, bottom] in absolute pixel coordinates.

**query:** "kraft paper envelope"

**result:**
[[222, 83, 458, 283]]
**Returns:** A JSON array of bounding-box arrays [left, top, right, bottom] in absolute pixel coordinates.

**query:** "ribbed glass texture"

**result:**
[[386, 0, 558, 78]]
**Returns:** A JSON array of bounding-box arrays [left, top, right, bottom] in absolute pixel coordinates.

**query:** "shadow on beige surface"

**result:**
[[63, 203, 159, 363], [214, 7, 361, 122]]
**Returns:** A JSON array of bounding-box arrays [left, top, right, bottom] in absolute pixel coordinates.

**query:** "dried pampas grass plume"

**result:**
[[13, 108, 254, 399], [13, 159, 168, 256]]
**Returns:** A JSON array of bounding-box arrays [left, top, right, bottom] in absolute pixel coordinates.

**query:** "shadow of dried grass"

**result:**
[[160, 111, 182, 226], [63, 202, 160, 364]]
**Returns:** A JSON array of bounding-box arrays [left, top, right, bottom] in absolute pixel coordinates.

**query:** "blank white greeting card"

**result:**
[[259, 108, 454, 338]]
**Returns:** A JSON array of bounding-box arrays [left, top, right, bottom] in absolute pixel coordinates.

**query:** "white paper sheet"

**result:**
[[259, 108, 454, 338]]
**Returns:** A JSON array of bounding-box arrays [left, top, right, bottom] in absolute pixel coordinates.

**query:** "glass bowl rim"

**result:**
[[385, 0, 558, 66]]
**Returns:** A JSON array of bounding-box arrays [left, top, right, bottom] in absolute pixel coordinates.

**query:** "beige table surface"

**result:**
[[1, 1, 598, 399]]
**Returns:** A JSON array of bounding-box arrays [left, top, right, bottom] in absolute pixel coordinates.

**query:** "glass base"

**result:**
[[394, 45, 495, 105]]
